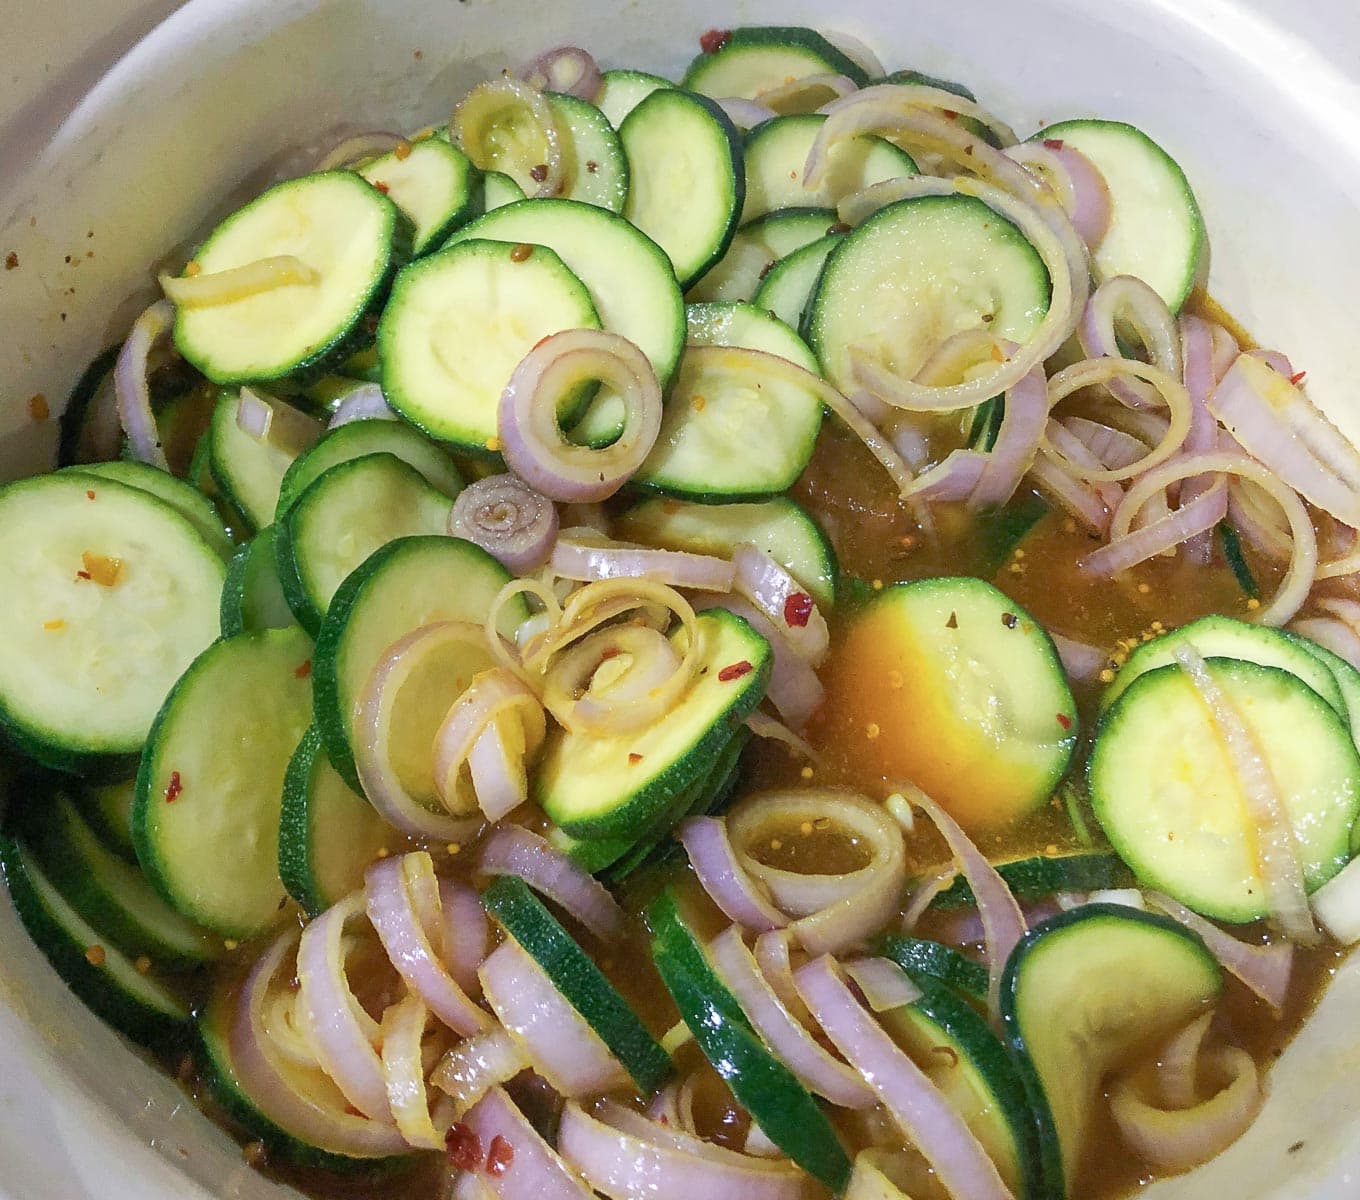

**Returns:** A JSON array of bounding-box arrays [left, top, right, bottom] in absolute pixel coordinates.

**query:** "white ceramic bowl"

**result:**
[[4, 1, 1360, 1196]]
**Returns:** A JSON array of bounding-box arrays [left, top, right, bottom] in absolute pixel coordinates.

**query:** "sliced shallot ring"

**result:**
[[1110, 1042, 1263, 1172], [901, 868, 960, 932], [365, 853, 493, 1037], [478, 824, 626, 942], [909, 788, 1026, 1021], [113, 299, 174, 469], [727, 790, 907, 955], [841, 956, 923, 1012], [520, 577, 678, 673], [1101, 453, 1317, 626], [460, 1086, 597, 1200], [678, 816, 788, 931], [314, 130, 405, 171], [295, 892, 391, 1120], [431, 1028, 527, 1116], [1004, 139, 1111, 248], [230, 929, 407, 1156], [1208, 352, 1360, 528], [1171, 643, 1319, 944], [1077, 275, 1183, 408], [355, 621, 492, 841], [1078, 477, 1227, 577], [557, 1102, 806, 1200], [454, 78, 565, 198], [814, 82, 1018, 157], [1145, 892, 1293, 1011], [745, 710, 824, 766], [708, 924, 876, 1108], [1042, 357, 1192, 482], [478, 938, 628, 1097], [379, 993, 444, 1150], [432, 668, 545, 819], [838, 174, 1085, 413], [450, 474, 560, 574], [543, 623, 689, 735], [519, 45, 602, 101], [550, 534, 736, 591], [1050, 632, 1107, 682], [499, 329, 663, 502], [159, 255, 318, 307], [732, 543, 830, 665], [795, 955, 1015, 1200], [327, 383, 395, 428]]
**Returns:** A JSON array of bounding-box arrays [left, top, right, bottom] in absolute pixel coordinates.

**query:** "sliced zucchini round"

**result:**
[[1101, 613, 1346, 718], [617, 494, 837, 609], [483, 876, 671, 1093], [78, 778, 138, 861], [482, 169, 526, 210], [1090, 658, 1360, 921], [684, 299, 818, 370], [197, 980, 413, 1172], [0, 473, 224, 776], [1286, 630, 1360, 747], [880, 976, 1045, 1200], [276, 417, 463, 517], [133, 626, 314, 938], [0, 830, 191, 1046], [278, 725, 398, 917], [683, 26, 869, 101], [596, 69, 673, 129], [1032, 119, 1203, 311], [752, 231, 842, 331], [621, 88, 744, 289], [358, 135, 481, 254], [312, 535, 524, 790], [275, 453, 453, 634], [689, 206, 839, 304], [632, 342, 823, 502], [445, 198, 684, 391], [379, 237, 601, 452], [548, 92, 630, 212], [538, 608, 771, 838], [808, 193, 1051, 395], [63, 460, 233, 560], [206, 390, 323, 530], [173, 171, 412, 384], [648, 887, 851, 1191], [1001, 905, 1222, 1197], [220, 524, 296, 637], [742, 114, 916, 222], [23, 790, 220, 967], [818, 578, 1077, 831]]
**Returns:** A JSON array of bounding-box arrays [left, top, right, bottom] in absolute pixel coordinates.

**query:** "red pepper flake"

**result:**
[[372, 180, 391, 194], [4, 252, 17, 270], [1056, 712, 1073, 730], [784, 592, 815, 628], [75, 570, 92, 581], [1290, 370, 1308, 386], [699, 28, 731, 54], [1001, 612, 1018, 629], [528, 164, 549, 184], [586, 159, 600, 174], [628, 752, 644, 764], [85, 489, 96, 500], [718, 660, 753, 682], [29, 393, 49, 421], [510, 242, 535, 262], [413, 49, 424, 61], [294, 659, 312, 679], [164, 771, 184, 803], [1043, 137, 1065, 151], [446, 1123, 483, 1171], [486, 1135, 514, 1176], [943, 109, 959, 120]]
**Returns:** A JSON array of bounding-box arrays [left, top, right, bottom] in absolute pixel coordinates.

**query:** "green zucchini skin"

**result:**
[[683, 27, 870, 100], [483, 876, 671, 1094]]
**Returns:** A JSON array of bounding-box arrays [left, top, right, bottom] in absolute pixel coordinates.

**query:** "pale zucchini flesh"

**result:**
[[134, 626, 314, 937], [359, 135, 481, 254], [206, 390, 323, 529], [379, 237, 601, 451], [684, 300, 819, 371], [173, 171, 411, 384], [596, 69, 672, 129], [275, 452, 453, 634], [547, 92, 630, 213], [63, 461, 233, 560], [220, 523, 297, 636], [313, 535, 524, 789], [0, 474, 224, 773], [1090, 659, 1360, 921], [688, 207, 838, 304]]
